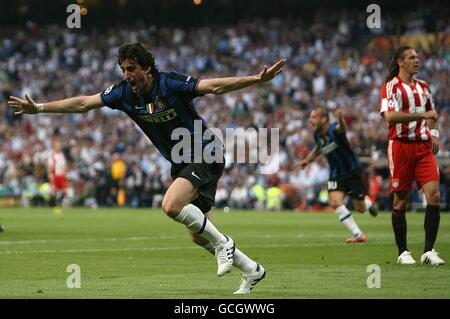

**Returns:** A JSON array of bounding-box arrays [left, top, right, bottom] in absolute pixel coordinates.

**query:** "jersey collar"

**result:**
[[140, 73, 159, 101]]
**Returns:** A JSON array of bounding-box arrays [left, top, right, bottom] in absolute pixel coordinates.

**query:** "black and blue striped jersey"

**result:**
[[314, 123, 361, 179], [100, 71, 222, 165]]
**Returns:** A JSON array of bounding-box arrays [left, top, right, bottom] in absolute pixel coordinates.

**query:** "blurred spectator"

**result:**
[[111, 153, 126, 206]]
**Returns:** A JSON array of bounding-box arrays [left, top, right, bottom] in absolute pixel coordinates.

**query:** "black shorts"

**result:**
[[328, 169, 368, 200], [171, 161, 225, 214]]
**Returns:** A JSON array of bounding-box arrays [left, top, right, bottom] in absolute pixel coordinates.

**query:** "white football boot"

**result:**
[[421, 249, 445, 265], [215, 235, 235, 276], [397, 251, 416, 265], [234, 263, 266, 294]]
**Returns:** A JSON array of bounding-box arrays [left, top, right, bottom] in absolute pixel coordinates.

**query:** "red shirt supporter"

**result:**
[[47, 142, 68, 192]]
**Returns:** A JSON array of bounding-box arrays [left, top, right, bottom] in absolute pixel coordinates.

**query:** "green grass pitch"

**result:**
[[0, 208, 449, 298]]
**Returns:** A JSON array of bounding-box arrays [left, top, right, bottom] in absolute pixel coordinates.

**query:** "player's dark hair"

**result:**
[[385, 46, 413, 82], [118, 43, 158, 76], [314, 107, 329, 121]]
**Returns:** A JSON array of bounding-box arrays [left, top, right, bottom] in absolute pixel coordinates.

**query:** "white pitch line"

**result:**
[[0, 246, 196, 255], [0, 241, 434, 255], [0, 232, 436, 246], [0, 236, 177, 245]]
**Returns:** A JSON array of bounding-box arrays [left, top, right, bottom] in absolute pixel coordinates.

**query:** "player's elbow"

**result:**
[[198, 81, 226, 95], [78, 95, 101, 113], [72, 98, 91, 113], [76, 104, 90, 113], [209, 86, 227, 95]]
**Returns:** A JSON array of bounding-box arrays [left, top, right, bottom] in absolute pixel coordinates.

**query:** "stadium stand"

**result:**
[[0, 0, 449, 211]]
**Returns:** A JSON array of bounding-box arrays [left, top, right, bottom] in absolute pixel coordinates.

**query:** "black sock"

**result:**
[[424, 205, 440, 253], [392, 209, 407, 256]]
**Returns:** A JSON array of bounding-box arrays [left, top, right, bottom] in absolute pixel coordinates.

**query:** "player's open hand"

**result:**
[[257, 59, 287, 83], [8, 95, 39, 115]]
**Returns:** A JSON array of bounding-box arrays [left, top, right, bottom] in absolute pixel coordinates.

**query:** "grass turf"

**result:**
[[0, 208, 449, 299]]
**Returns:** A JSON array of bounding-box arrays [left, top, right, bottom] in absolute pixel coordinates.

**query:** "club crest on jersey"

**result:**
[[392, 179, 399, 188], [156, 99, 168, 110], [146, 103, 155, 114]]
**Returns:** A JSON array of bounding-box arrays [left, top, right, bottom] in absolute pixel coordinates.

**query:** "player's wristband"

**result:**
[[430, 129, 439, 138], [36, 103, 44, 112]]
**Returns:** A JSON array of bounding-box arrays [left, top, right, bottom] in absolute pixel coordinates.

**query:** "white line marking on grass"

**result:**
[[0, 236, 177, 245], [0, 232, 443, 246], [0, 246, 196, 255], [0, 241, 439, 255]]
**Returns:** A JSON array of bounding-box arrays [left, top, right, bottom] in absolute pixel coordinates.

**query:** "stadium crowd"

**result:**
[[1, 9, 449, 211]]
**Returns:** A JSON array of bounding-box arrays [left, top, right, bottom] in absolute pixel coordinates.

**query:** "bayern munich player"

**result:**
[[380, 46, 444, 265]]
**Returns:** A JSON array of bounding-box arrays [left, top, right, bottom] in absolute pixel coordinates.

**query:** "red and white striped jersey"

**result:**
[[380, 76, 434, 141], [48, 151, 67, 177]]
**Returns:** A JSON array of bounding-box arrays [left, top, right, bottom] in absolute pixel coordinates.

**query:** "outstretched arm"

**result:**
[[295, 146, 321, 169], [197, 59, 287, 95], [334, 107, 347, 133], [8, 94, 104, 115]]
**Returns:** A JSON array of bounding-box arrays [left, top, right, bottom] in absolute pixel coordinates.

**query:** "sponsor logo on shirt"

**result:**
[[410, 106, 425, 114], [320, 142, 338, 154], [139, 108, 178, 123]]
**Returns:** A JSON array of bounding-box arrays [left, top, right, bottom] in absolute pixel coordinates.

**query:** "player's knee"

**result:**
[[161, 198, 183, 218], [330, 200, 341, 209], [426, 190, 440, 206], [393, 200, 408, 211]]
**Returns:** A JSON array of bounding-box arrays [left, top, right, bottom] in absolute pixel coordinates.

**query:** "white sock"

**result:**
[[335, 205, 362, 236], [203, 243, 256, 274], [175, 204, 226, 247], [364, 195, 373, 213]]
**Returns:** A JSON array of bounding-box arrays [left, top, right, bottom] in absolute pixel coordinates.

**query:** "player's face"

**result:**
[[399, 49, 420, 75], [309, 110, 321, 131], [119, 59, 152, 94]]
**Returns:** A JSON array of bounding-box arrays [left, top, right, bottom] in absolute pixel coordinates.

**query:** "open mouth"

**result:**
[[128, 79, 137, 89]]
